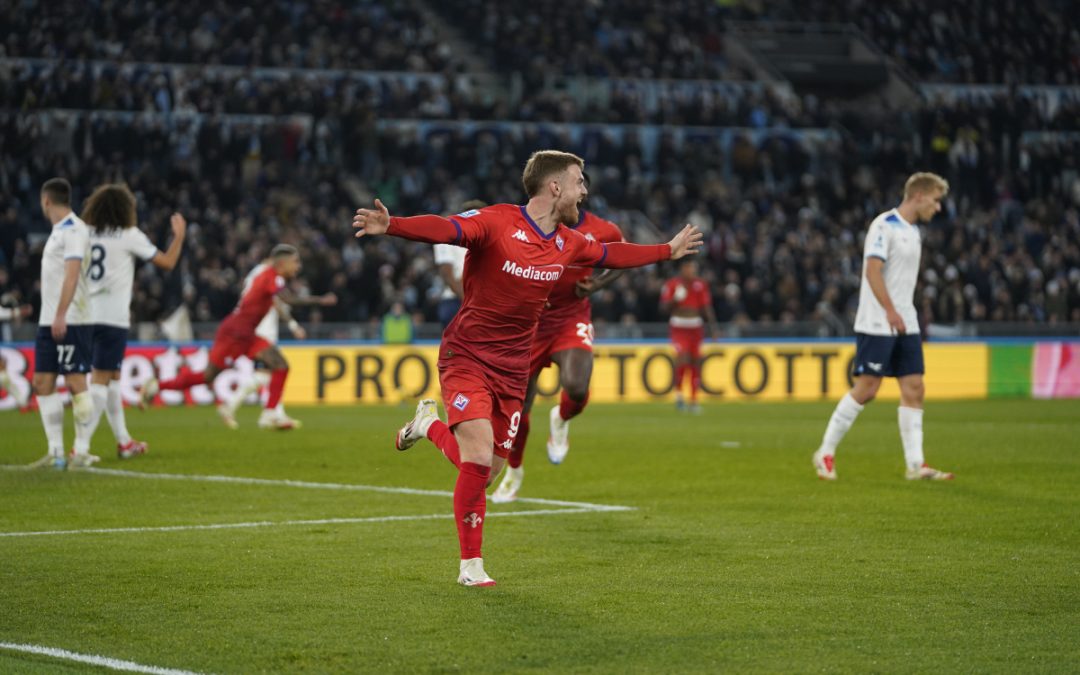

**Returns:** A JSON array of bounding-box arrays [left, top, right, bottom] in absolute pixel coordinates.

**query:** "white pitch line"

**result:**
[[81, 467, 634, 512], [0, 641, 207, 675], [0, 507, 617, 539]]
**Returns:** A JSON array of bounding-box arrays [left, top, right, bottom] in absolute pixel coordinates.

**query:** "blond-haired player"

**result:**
[[813, 173, 955, 481]]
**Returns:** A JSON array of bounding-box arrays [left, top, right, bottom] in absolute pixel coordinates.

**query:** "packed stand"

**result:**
[[1, 0, 455, 72], [429, 0, 746, 82], [737, 0, 1080, 85], [3, 95, 1079, 334]]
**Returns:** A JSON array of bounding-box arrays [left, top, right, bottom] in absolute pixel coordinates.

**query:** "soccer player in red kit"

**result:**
[[660, 259, 720, 414], [139, 244, 304, 430], [490, 207, 625, 504], [353, 150, 702, 586]]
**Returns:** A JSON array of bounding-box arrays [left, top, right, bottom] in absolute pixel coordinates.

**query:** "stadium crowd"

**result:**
[[3, 107, 1078, 332], [2, 0, 1079, 335]]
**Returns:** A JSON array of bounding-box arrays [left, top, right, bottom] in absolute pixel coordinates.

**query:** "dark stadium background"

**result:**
[[2, 0, 1077, 344]]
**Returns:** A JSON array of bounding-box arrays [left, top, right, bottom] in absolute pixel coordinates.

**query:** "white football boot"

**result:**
[[216, 404, 240, 430], [458, 558, 496, 587], [258, 409, 301, 430], [905, 463, 954, 481], [812, 450, 837, 480], [546, 405, 570, 464], [490, 465, 524, 504], [395, 399, 439, 451], [138, 377, 159, 409], [67, 451, 102, 469]]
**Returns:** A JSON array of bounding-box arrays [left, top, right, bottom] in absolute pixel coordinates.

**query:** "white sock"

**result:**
[[106, 381, 132, 445], [819, 392, 864, 455], [37, 393, 66, 458], [0, 370, 11, 396], [275, 402, 286, 416], [72, 391, 94, 454], [898, 406, 924, 470], [88, 383, 109, 442]]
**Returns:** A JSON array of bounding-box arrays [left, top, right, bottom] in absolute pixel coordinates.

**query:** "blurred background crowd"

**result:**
[[2, 0, 1079, 337]]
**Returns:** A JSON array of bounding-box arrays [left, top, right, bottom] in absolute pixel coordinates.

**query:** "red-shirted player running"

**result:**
[[353, 150, 702, 587], [490, 207, 625, 504], [139, 244, 305, 430], [660, 259, 720, 414]]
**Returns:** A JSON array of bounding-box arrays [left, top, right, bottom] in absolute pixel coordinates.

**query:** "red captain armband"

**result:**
[[387, 214, 462, 245], [596, 242, 672, 268]]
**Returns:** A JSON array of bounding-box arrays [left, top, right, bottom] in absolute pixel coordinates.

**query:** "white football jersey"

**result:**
[[854, 208, 921, 336], [87, 226, 160, 328], [39, 212, 92, 326], [243, 262, 279, 343], [433, 243, 466, 300]]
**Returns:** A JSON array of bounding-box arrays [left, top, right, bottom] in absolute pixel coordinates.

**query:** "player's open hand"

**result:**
[[886, 308, 907, 334], [170, 213, 187, 239], [353, 199, 391, 238], [668, 224, 703, 260]]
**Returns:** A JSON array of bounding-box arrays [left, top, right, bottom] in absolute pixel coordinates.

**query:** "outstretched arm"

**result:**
[[353, 199, 461, 245], [584, 224, 703, 269]]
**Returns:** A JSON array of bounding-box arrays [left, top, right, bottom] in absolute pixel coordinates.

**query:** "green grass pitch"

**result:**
[[1, 400, 1077, 673]]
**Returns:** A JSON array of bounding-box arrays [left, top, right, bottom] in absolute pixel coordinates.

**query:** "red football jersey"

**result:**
[[221, 265, 285, 336], [540, 210, 624, 326], [661, 276, 712, 314], [439, 204, 613, 382]]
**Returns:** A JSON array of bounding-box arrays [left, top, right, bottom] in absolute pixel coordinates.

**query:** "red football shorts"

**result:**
[[209, 325, 272, 369], [670, 325, 705, 359], [530, 317, 594, 376], [439, 360, 523, 459]]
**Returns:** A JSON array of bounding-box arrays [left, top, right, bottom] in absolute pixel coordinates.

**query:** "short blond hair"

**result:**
[[521, 150, 585, 197], [904, 172, 949, 199]]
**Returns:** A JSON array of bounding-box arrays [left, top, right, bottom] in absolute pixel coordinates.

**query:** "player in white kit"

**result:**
[[80, 183, 187, 458], [30, 178, 96, 470], [1, 301, 34, 410], [219, 259, 336, 429], [813, 172, 954, 481]]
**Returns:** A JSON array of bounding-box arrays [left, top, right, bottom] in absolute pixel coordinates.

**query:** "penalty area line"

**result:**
[[0, 507, 624, 539], [0, 640, 208, 675], [80, 467, 636, 512]]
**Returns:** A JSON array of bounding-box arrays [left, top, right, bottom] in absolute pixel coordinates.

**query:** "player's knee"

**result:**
[[563, 379, 589, 401]]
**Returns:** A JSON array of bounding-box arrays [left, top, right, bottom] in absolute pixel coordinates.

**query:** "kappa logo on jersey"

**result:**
[[501, 260, 564, 281], [585, 233, 596, 242], [452, 393, 470, 411], [463, 512, 482, 528], [457, 209, 480, 218], [867, 362, 883, 372], [512, 229, 529, 242], [555, 234, 565, 251]]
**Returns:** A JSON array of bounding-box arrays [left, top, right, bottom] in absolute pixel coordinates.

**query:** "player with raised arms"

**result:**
[[30, 178, 96, 469], [813, 172, 954, 481], [353, 150, 703, 587], [140, 244, 306, 430], [490, 200, 626, 504], [80, 183, 187, 459], [219, 258, 336, 430], [660, 259, 720, 413]]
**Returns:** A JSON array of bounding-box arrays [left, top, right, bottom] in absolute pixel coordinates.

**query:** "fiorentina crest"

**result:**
[[555, 234, 565, 251], [463, 512, 482, 528], [452, 393, 470, 411]]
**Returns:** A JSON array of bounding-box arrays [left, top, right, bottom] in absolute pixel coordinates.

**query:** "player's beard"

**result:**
[[557, 199, 579, 226]]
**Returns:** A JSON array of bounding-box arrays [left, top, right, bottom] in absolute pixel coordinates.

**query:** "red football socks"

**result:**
[[674, 364, 688, 395], [427, 420, 461, 468], [690, 364, 701, 403], [159, 368, 206, 390], [558, 390, 589, 421], [265, 368, 288, 409], [454, 462, 490, 559], [507, 412, 530, 469]]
